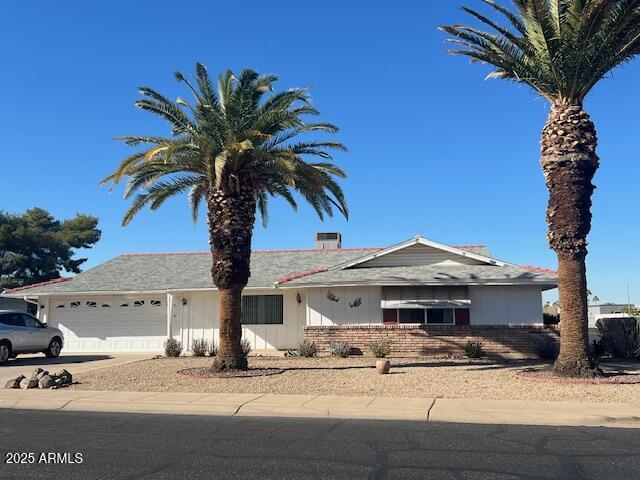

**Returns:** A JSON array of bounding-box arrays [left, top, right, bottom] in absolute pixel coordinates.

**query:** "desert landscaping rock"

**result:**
[[56, 369, 73, 385], [70, 356, 640, 405], [20, 377, 39, 389], [38, 375, 56, 389], [4, 375, 25, 389]]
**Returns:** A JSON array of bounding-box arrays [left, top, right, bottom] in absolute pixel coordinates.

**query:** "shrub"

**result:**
[[208, 341, 218, 357], [191, 338, 208, 357], [164, 338, 183, 358], [463, 341, 484, 359], [535, 337, 559, 360], [241, 339, 252, 357], [330, 341, 351, 358], [596, 317, 640, 359], [297, 340, 318, 358], [367, 339, 392, 358]]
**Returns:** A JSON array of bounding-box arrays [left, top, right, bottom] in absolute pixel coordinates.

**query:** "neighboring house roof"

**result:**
[[0, 237, 557, 296], [275, 263, 557, 288]]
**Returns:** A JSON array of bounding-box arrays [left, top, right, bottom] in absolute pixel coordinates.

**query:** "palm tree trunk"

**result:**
[[541, 101, 600, 378], [207, 182, 256, 372]]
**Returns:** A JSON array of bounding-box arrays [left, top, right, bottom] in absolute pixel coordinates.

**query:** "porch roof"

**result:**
[[275, 264, 557, 289]]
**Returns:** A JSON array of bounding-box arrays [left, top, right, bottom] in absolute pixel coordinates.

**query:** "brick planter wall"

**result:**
[[304, 325, 560, 359]]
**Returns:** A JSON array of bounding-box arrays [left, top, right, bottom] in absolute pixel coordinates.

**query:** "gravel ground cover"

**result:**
[[71, 356, 640, 405]]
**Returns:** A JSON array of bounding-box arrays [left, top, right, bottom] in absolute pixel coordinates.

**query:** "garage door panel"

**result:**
[[50, 296, 166, 353]]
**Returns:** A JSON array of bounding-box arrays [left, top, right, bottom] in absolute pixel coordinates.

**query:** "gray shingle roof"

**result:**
[[2, 244, 555, 296], [4, 249, 380, 295], [276, 264, 557, 288]]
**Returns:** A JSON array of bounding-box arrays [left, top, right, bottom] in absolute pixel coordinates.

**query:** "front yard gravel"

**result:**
[[72, 356, 640, 405]]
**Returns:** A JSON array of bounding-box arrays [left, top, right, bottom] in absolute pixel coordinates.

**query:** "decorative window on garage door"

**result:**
[[241, 295, 283, 325]]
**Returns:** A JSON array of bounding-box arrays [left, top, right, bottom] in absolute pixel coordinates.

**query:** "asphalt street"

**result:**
[[1, 409, 639, 479]]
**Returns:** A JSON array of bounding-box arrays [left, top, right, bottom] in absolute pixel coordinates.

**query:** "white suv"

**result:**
[[0, 310, 64, 365]]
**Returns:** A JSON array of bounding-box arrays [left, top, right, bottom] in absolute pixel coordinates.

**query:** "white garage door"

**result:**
[[49, 295, 166, 353]]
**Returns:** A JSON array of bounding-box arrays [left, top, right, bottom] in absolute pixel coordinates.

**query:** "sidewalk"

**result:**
[[0, 388, 639, 428]]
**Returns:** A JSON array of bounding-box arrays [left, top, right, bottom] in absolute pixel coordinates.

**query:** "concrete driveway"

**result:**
[[0, 353, 151, 384]]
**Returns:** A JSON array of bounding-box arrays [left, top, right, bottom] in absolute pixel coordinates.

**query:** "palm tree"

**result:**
[[441, 1, 640, 377], [103, 64, 348, 371]]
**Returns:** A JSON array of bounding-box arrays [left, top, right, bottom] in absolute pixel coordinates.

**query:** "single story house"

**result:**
[[587, 303, 637, 328], [1, 234, 558, 358]]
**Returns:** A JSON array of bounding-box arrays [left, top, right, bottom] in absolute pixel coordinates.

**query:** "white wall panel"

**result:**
[[307, 286, 383, 326], [174, 289, 304, 351], [469, 286, 543, 325]]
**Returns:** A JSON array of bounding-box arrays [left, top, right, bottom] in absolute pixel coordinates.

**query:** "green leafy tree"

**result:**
[[441, 1, 640, 377], [0, 208, 101, 290], [103, 64, 347, 371]]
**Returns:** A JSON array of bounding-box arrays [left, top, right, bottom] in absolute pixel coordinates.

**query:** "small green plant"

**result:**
[[208, 341, 218, 357], [367, 339, 391, 358], [241, 338, 252, 357], [535, 337, 559, 360], [191, 338, 208, 357], [330, 341, 351, 358], [463, 341, 484, 359], [296, 340, 318, 358], [164, 338, 183, 358]]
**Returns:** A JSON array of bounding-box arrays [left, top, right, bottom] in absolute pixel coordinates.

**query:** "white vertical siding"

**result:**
[[172, 289, 304, 351], [307, 286, 383, 326], [469, 286, 543, 325], [359, 244, 483, 267]]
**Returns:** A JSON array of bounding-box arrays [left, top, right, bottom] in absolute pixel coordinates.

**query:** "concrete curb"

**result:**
[[0, 389, 639, 428]]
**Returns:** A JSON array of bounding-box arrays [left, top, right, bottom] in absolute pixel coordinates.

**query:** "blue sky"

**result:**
[[1, 1, 639, 303]]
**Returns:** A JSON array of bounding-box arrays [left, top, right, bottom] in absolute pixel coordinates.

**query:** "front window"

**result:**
[[426, 308, 454, 325], [389, 308, 459, 325], [398, 309, 425, 324], [242, 295, 283, 325]]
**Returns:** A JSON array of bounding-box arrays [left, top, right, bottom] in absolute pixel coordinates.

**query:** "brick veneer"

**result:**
[[304, 324, 560, 359]]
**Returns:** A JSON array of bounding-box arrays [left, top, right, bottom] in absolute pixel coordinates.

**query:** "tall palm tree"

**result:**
[[441, 1, 640, 377], [103, 64, 348, 371]]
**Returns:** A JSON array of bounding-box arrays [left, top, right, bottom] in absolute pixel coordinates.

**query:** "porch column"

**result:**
[[166, 292, 173, 339]]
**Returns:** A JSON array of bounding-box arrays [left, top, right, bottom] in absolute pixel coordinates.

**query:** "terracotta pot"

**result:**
[[376, 359, 391, 374]]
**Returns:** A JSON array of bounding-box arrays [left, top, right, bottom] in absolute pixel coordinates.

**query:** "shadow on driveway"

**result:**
[[9, 355, 113, 367]]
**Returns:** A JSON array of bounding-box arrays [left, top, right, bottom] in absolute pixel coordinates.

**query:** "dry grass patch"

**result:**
[[71, 356, 640, 405]]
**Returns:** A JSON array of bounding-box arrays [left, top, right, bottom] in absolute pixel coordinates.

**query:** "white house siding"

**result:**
[[173, 289, 305, 351], [307, 285, 542, 327], [306, 286, 383, 326], [469, 286, 543, 325], [358, 244, 483, 268]]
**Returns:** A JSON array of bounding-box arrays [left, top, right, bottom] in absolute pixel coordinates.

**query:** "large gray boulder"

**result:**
[[38, 375, 56, 389], [4, 375, 25, 389], [19, 377, 39, 389], [55, 369, 73, 385]]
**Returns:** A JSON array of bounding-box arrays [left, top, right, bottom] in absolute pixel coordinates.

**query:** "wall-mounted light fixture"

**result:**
[[182, 297, 187, 306], [296, 293, 302, 304]]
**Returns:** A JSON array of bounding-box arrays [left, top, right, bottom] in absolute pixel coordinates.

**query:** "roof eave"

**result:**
[[276, 279, 558, 289]]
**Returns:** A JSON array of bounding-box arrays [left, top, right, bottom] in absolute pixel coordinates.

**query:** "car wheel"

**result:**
[[45, 338, 62, 359], [0, 342, 11, 365]]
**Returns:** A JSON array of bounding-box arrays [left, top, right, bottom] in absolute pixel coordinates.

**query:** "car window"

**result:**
[[0, 313, 25, 327], [21, 314, 42, 328]]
